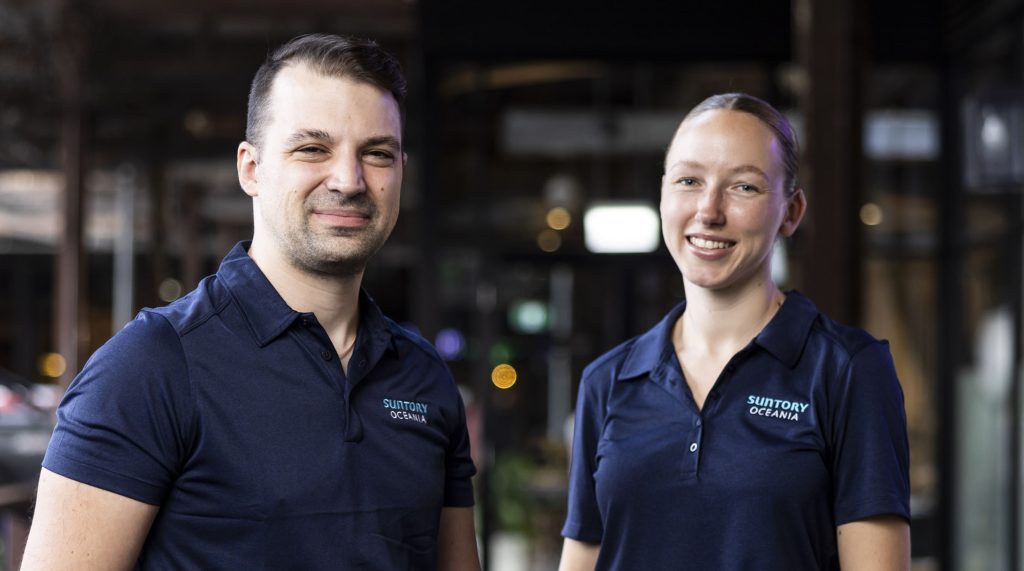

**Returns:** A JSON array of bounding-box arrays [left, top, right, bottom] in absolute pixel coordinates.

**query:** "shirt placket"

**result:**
[[692, 354, 747, 478], [294, 313, 360, 440], [652, 362, 704, 478]]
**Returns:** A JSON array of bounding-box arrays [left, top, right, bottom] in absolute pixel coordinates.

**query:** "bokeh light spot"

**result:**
[[491, 364, 518, 389], [435, 328, 466, 360], [537, 229, 562, 252], [159, 278, 183, 303], [859, 202, 884, 226], [546, 206, 572, 230], [489, 342, 513, 366], [39, 352, 67, 378]]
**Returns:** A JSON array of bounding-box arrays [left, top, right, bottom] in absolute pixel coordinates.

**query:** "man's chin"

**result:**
[[281, 245, 367, 277], [303, 255, 370, 277]]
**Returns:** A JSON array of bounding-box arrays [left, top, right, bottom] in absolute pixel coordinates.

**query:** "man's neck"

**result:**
[[248, 240, 362, 362]]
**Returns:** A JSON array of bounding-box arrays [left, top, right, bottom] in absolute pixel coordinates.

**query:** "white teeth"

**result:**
[[689, 237, 731, 250]]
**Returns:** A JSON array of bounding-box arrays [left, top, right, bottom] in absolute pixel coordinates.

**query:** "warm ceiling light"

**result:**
[[546, 206, 572, 230], [859, 202, 884, 226]]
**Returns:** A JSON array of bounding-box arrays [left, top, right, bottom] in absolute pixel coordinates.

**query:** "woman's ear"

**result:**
[[779, 188, 807, 237], [237, 141, 259, 198]]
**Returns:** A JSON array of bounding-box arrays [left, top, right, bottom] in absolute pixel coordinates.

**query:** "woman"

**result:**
[[559, 93, 910, 570]]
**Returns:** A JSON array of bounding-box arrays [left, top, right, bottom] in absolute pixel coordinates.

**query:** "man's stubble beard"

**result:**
[[282, 219, 394, 278], [264, 199, 396, 278]]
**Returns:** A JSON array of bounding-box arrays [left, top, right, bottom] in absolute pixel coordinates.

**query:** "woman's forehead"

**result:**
[[666, 110, 783, 169]]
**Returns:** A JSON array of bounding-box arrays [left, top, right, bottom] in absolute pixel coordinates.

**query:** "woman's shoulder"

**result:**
[[582, 335, 642, 379], [812, 310, 885, 356], [581, 303, 683, 387], [791, 292, 889, 365]]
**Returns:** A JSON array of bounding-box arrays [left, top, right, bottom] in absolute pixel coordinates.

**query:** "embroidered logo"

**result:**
[[383, 398, 429, 424], [746, 394, 809, 422]]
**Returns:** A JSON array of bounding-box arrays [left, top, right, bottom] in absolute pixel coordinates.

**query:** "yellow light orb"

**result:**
[[491, 363, 518, 389], [859, 202, 883, 226], [546, 207, 572, 230], [39, 352, 67, 378]]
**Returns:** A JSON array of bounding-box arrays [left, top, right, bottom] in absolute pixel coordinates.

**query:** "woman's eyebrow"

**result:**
[[666, 160, 705, 172], [729, 165, 769, 180]]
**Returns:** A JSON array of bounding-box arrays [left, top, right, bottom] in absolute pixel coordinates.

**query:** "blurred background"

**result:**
[[0, 0, 1021, 569]]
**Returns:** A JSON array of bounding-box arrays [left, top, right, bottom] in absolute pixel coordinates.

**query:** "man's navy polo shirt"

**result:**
[[562, 291, 909, 570], [43, 242, 476, 570]]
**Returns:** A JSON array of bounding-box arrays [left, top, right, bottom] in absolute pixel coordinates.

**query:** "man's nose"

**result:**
[[326, 155, 366, 195]]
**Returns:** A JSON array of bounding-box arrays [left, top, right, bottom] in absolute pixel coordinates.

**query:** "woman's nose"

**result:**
[[695, 188, 725, 226]]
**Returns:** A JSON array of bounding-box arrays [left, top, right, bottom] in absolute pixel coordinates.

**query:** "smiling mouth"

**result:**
[[314, 208, 371, 217], [688, 236, 734, 250], [311, 210, 373, 231]]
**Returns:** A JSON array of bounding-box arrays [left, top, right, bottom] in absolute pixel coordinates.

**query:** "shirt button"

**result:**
[[696, 419, 702, 427], [321, 350, 333, 361], [689, 443, 698, 453], [359, 359, 367, 367], [301, 318, 310, 327]]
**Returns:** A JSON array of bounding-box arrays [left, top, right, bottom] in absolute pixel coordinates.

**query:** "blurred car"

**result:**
[[0, 369, 56, 485]]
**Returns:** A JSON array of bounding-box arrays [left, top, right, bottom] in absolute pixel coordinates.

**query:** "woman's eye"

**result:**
[[676, 177, 697, 187]]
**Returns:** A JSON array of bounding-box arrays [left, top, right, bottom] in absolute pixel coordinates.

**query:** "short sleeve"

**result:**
[[561, 372, 606, 543], [42, 310, 195, 506], [443, 384, 477, 507], [830, 341, 911, 524]]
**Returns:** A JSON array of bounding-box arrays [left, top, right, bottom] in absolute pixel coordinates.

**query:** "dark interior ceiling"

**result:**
[[0, 0, 1008, 171]]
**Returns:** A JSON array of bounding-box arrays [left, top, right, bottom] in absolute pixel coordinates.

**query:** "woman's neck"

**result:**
[[678, 278, 785, 357]]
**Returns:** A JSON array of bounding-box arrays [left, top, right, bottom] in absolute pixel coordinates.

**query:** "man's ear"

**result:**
[[779, 188, 807, 238], [237, 141, 259, 198], [402, 152, 408, 167]]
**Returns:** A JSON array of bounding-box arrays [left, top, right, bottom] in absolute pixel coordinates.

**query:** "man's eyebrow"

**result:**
[[284, 129, 335, 147], [364, 135, 402, 152]]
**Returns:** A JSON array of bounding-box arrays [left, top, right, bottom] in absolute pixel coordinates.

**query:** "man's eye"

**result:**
[[737, 184, 759, 193], [297, 146, 324, 154], [364, 150, 395, 165]]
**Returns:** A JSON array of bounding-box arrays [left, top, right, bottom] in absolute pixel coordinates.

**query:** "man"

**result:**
[[22, 34, 480, 570]]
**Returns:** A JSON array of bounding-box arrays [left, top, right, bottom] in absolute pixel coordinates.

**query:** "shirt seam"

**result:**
[[146, 310, 201, 464]]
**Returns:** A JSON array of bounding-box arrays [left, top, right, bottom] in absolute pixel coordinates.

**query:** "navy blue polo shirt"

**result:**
[[43, 242, 476, 570], [562, 291, 909, 570]]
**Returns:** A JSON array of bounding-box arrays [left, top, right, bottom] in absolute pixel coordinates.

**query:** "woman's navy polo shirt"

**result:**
[[562, 291, 909, 570], [43, 242, 476, 570]]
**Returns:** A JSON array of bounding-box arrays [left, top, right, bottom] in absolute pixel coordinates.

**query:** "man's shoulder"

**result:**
[[68, 303, 194, 401], [144, 275, 232, 337], [94, 275, 230, 370], [383, 316, 448, 366]]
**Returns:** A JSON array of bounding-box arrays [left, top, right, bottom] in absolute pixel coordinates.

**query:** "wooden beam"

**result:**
[[799, 0, 865, 325], [54, 1, 89, 387]]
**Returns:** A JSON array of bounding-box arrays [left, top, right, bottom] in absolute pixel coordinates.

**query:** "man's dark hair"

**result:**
[[245, 33, 407, 149]]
